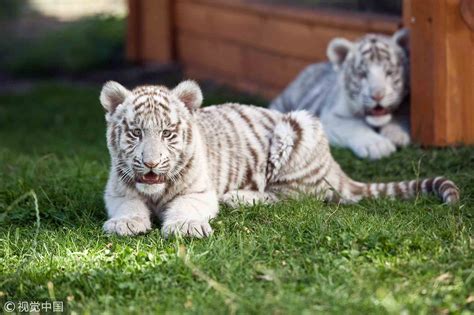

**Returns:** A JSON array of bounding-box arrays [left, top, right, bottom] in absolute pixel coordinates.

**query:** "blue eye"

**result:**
[[162, 130, 172, 138]]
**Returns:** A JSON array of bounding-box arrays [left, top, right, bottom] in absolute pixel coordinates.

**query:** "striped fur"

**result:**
[[100, 80, 459, 238], [271, 29, 411, 160]]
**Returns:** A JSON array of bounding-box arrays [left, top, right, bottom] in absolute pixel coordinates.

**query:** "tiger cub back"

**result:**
[[196, 104, 459, 205]]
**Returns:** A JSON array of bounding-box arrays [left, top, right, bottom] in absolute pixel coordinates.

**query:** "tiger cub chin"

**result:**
[[100, 80, 459, 238]]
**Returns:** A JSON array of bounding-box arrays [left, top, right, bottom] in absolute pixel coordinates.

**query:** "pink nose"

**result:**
[[371, 91, 385, 102], [144, 161, 158, 169]]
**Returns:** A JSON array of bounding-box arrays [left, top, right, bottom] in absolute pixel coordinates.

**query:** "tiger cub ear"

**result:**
[[172, 80, 203, 111], [100, 81, 131, 114], [327, 38, 353, 69], [392, 28, 410, 54]]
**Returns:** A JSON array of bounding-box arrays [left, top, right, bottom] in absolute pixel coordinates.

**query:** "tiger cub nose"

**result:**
[[371, 91, 385, 102], [144, 161, 159, 169]]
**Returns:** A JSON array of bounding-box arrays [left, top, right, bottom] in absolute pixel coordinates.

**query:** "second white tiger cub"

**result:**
[[100, 80, 459, 238], [271, 29, 410, 160]]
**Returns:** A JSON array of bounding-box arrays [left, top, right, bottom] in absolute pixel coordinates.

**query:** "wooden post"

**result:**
[[126, 0, 174, 63], [404, 0, 474, 146], [126, 0, 141, 61]]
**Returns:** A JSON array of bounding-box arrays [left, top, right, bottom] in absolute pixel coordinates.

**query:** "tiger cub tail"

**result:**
[[343, 176, 460, 205]]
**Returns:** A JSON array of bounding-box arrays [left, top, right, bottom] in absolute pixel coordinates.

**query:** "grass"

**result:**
[[0, 82, 472, 314], [1, 15, 125, 76]]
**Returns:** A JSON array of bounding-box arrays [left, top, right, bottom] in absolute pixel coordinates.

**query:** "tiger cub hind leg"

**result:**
[[221, 190, 279, 208]]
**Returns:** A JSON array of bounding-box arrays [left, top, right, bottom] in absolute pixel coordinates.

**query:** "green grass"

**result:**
[[1, 15, 125, 76], [0, 83, 472, 314]]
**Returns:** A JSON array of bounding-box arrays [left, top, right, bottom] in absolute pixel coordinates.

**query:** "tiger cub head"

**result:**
[[100, 80, 202, 195], [327, 29, 409, 127]]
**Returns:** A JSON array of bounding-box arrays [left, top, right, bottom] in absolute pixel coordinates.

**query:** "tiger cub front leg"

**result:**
[[322, 115, 396, 160], [160, 191, 219, 238], [103, 195, 152, 236], [380, 121, 410, 147], [221, 190, 278, 208]]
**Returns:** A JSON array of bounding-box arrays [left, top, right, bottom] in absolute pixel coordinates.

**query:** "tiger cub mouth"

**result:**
[[366, 105, 391, 117], [137, 172, 166, 185]]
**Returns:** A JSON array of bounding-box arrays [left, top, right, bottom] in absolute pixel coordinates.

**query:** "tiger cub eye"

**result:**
[[358, 71, 367, 79], [132, 128, 142, 137], [162, 130, 172, 138]]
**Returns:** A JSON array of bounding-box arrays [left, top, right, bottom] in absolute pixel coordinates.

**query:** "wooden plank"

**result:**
[[242, 48, 308, 90], [185, 65, 281, 100], [174, 0, 400, 99], [407, 0, 447, 145], [175, 1, 397, 62], [447, 0, 474, 143], [173, 0, 402, 100], [445, 0, 464, 143], [140, 0, 174, 63], [407, 0, 474, 145], [402, 0, 412, 26], [468, 29, 474, 142], [181, 0, 401, 33], [461, 0, 474, 31], [177, 33, 244, 77], [126, 0, 141, 61], [177, 32, 310, 90], [467, 29, 474, 142]]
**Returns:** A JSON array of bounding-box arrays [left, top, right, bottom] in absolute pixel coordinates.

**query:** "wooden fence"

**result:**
[[127, 0, 474, 146], [404, 0, 474, 146]]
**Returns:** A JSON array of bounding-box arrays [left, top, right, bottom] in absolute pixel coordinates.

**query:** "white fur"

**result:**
[[136, 183, 166, 195], [319, 51, 408, 160], [267, 121, 295, 181], [327, 38, 353, 69], [103, 177, 152, 236], [160, 190, 218, 238], [316, 83, 396, 160], [365, 114, 392, 127], [172, 80, 203, 111], [100, 81, 131, 114], [221, 190, 277, 208], [380, 122, 410, 147], [101, 82, 218, 238], [100, 80, 456, 239], [271, 30, 411, 160]]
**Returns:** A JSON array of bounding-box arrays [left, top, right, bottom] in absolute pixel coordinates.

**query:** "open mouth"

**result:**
[[367, 105, 390, 117], [136, 172, 166, 185]]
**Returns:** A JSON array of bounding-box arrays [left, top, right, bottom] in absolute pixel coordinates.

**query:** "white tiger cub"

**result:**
[[271, 29, 410, 160], [100, 80, 459, 238]]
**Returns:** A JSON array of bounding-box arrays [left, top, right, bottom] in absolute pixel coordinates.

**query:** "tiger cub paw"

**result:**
[[103, 216, 152, 236], [351, 134, 396, 160], [161, 220, 213, 239], [380, 124, 410, 147]]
